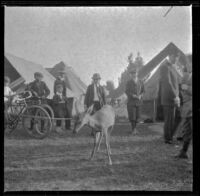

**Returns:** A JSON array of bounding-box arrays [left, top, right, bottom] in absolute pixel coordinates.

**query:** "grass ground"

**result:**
[[4, 121, 192, 191]]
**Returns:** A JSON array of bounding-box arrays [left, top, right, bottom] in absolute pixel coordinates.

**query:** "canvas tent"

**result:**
[[4, 52, 74, 98], [115, 42, 191, 121], [47, 61, 87, 98]]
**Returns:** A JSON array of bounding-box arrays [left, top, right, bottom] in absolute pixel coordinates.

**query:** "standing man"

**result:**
[[160, 52, 180, 144], [84, 73, 106, 114], [125, 68, 145, 134], [54, 70, 67, 97], [28, 72, 50, 100], [53, 69, 71, 130], [27, 72, 50, 130], [175, 68, 192, 159]]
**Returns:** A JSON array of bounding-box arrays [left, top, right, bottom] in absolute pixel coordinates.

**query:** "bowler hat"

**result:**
[[34, 72, 43, 78], [92, 73, 101, 80]]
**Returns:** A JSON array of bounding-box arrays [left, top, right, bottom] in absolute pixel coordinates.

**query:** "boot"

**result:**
[[131, 121, 137, 134], [175, 150, 188, 159]]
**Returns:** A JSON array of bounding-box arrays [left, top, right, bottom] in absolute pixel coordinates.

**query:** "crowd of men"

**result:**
[[4, 51, 192, 159], [4, 70, 107, 134]]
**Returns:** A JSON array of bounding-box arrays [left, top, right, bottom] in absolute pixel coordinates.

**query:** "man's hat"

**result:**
[[92, 73, 101, 80], [34, 72, 43, 77], [129, 68, 138, 74]]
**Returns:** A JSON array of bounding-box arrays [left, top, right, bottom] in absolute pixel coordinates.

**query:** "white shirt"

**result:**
[[4, 86, 14, 102], [93, 84, 100, 101]]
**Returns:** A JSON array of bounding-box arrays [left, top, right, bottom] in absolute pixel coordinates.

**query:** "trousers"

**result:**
[[163, 105, 176, 141], [127, 104, 140, 129]]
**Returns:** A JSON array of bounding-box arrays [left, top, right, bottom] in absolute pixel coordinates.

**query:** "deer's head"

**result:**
[[73, 104, 94, 134]]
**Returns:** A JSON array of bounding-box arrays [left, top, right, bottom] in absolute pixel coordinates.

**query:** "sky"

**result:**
[[5, 6, 192, 87]]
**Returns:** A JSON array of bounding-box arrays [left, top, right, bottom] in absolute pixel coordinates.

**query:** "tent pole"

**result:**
[[153, 99, 156, 122]]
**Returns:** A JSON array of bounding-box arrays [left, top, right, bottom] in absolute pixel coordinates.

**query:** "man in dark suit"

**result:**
[[175, 70, 192, 159], [84, 73, 106, 114], [125, 68, 145, 134], [27, 72, 50, 131], [160, 52, 180, 144], [28, 72, 50, 100]]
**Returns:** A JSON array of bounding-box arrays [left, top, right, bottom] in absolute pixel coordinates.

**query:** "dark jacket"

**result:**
[[28, 80, 50, 98], [125, 79, 145, 106], [180, 73, 192, 117], [54, 77, 67, 97], [84, 83, 106, 108], [160, 61, 179, 106], [52, 94, 68, 118]]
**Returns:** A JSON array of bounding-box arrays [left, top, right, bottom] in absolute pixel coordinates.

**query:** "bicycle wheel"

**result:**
[[41, 104, 55, 130], [22, 105, 52, 139]]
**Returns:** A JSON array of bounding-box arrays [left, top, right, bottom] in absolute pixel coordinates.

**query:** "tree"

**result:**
[[115, 52, 145, 97], [134, 52, 144, 70]]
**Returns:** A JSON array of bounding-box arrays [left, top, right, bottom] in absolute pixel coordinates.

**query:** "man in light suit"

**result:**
[[160, 51, 180, 144], [84, 73, 106, 114]]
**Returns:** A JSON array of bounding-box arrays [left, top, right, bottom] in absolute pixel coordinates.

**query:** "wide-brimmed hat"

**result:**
[[34, 72, 43, 78], [92, 73, 101, 80]]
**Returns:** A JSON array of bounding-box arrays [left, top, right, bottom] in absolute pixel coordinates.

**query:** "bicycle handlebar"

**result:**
[[15, 91, 33, 102]]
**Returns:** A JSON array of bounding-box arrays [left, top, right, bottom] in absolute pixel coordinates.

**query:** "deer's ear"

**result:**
[[87, 104, 94, 114]]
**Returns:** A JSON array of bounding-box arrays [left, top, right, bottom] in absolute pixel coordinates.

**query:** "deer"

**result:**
[[73, 104, 115, 165]]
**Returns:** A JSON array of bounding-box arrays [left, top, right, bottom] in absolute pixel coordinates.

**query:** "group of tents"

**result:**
[[4, 42, 192, 121], [112, 42, 192, 121], [4, 52, 87, 99]]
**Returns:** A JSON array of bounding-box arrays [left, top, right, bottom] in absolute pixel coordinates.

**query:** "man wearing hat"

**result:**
[[84, 73, 106, 114], [53, 69, 71, 131], [54, 69, 67, 97], [160, 51, 180, 144], [28, 72, 50, 99], [53, 83, 71, 133], [125, 68, 145, 134], [27, 72, 50, 130]]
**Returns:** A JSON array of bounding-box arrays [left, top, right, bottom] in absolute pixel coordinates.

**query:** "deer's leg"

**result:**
[[90, 131, 100, 160], [104, 128, 112, 165], [97, 131, 103, 152], [107, 126, 113, 154]]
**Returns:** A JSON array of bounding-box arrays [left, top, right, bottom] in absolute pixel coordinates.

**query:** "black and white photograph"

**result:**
[[4, 6, 193, 191]]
